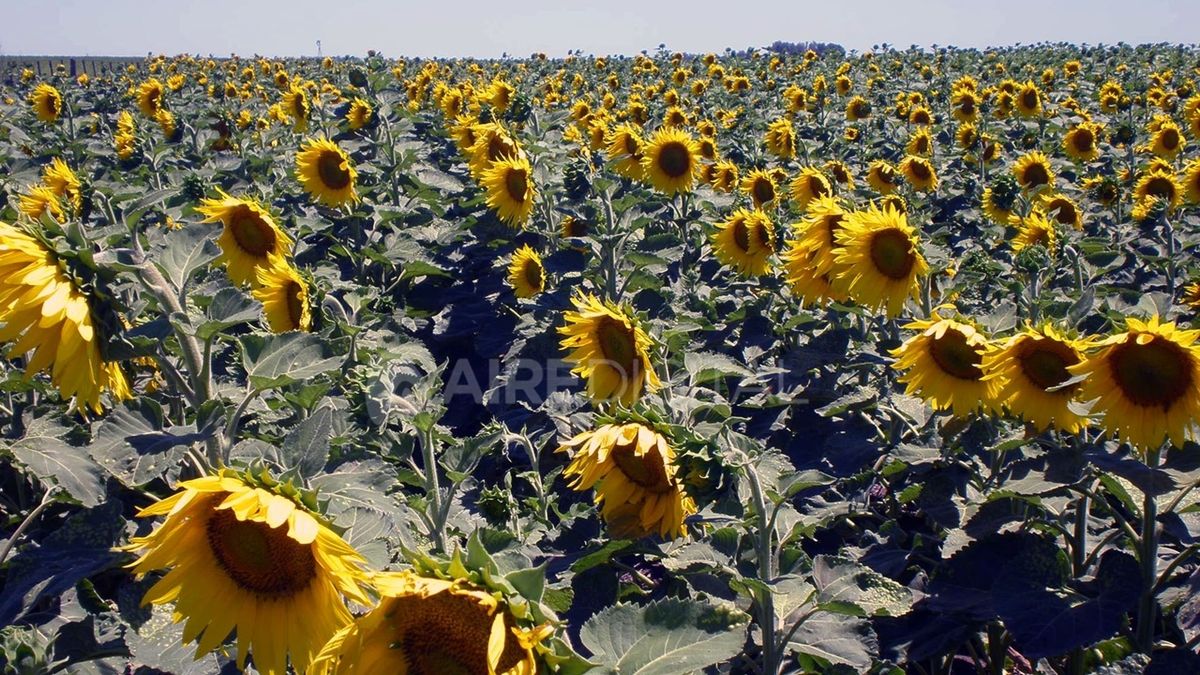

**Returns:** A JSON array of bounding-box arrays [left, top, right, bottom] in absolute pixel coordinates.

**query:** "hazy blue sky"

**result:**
[[2, 0, 1197, 58]]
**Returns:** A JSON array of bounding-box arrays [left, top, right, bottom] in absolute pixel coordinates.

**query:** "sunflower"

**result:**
[[1013, 151, 1056, 193], [891, 316, 997, 417], [29, 84, 62, 123], [197, 190, 295, 286], [1038, 193, 1084, 230], [1011, 210, 1058, 254], [956, 122, 979, 151], [1145, 120, 1186, 159], [1184, 159, 1200, 204], [282, 87, 311, 132], [19, 186, 65, 222], [41, 159, 82, 212], [824, 160, 855, 190], [1063, 122, 1103, 162], [982, 324, 1088, 433], [488, 78, 515, 112], [845, 96, 871, 121], [741, 169, 779, 209], [1015, 81, 1043, 118], [952, 89, 980, 122], [831, 202, 928, 317], [559, 294, 660, 406], [641, 127, 700, 195], [1070, 316, 1200, 450], [468, 123, 521, 179], [982, 177, 1020, 225], [296, 138, 359, 207], [155, 109, 180, 142], [708, 160, 739, 192], [345, 98, 373, 130], [866, 160, 899, 195], [781, 197, 850, 307], [135, 79, 164, 118], [906, 129, 934, 157], [1133, 170, 1182, 213], [310, 570, 551, 675], [558, 422, 698, 539], [764, 117, 796, 159], [605, 123, 645, 180], [253, 262, 311, 333], [711, 208, 776, 277], [0, 222, 131, 414], [789, 167, 832, 212], [483, 155, 536, 228], [124, 471, 371, 675], [899, 155, 938, 192], [909, 106, 933, 126], [507, 244, 545, 298]]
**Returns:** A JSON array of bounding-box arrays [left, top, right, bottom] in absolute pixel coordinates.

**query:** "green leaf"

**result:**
[[10, 417, 104, 506], [683, 351, 753, 386], [88, 402, 199, 486], [241, 333, 342, 390], [786, 612, 877, 670], [579, 598, 747, 675], [812, 555, 915, 617], [195, 286, 260, 340], [153, 224, 220, 292], [282, 402, 332, 479]]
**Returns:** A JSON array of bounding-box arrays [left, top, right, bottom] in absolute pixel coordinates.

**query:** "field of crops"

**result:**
[[1, 43, 1200, 674]]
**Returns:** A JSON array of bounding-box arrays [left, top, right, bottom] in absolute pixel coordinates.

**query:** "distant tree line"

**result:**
[[762, 41, 846, 57]]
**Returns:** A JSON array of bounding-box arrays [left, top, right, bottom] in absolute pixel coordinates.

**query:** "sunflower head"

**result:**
[[711, 208, 776, 277], [253, 261, 312, 333], [558, 293, 661, 406], [124, 468, 371, 675], [641, 127, 700, 195], [866, 160, 898, 195], [891, 315, 997, 417], [1011, 210, 1058, 255], [198, 190, 295, 286], [982, 323, 1088, 433], [899, 155, 938, 192], [741, 169, 779, 209], [1070, 316, 1200, 450], [790, 167, 833, 211], [483, 155, 536, 228], [831, 202, 928, 317], [1013, 151, 1056, 193], [507, 244, 545, 298], [345, 97, 373, 130], [30, 84, 62, 123], [558, 421, 698, 540], [295, 138, 359, 207]]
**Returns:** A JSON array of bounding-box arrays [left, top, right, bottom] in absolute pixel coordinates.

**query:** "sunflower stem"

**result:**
[[0, 487, 57, 566], [419, 425, 446, 552], [1136, 445, 1162, 654], [742, 459, 777, 675]]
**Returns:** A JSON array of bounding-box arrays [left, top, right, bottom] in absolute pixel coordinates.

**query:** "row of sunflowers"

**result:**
[[1, 42, 1200, 674]]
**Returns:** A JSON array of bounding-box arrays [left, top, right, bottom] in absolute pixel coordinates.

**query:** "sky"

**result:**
[[2, 0, 1197, 59]]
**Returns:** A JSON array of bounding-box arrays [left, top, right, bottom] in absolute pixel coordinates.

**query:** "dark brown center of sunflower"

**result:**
[[504, 167, 528, 202], [909, 160, 931, 180], [487, 136, 512, 162], [564, 219, 587, 237], [928, 330, 985, 380], [875, 167, 896, 185], [960, 99, 976, 115], [1018, 340, 1079, 391], [1021, 163, 1050, 187], [611, 438, 671, 492], [390, 593, 525, 675], [913, 111, 930, 124], [810, 177, 830, 198], [596, 318, 640, 381], [1108, 335, 1194, 410], [824, 214, 845, 247], [229, 207, 277, 256], [914, 137, 929, 154], [752, 178, 775, 205], [623, 135, 640, 156], [317, 151, 352, 190], [1046, 200, 1077, 225], [669, 111, 685, 125], [286, 280, 305, 329], [1072, 129, 1095, 152], [1144, 175, 1176, 200], [1021, 90, 1038, 109], [523, 258, 543, 291], [205, 507, 316, 597], [869, 229, 915, 280], [657, 142, 691, 179], [1162, 128, 1180, 150], [732, 218, 752, 252]]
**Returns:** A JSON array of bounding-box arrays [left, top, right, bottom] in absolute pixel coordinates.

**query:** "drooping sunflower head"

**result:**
[[253, 261, 312, 333], [711, 208, 776, 277], [764, 117, 796, 159], [866, 160, 898, 195], [1011, 210, 1058, 255], [641, 127, 700, 195], [19, 186, 66, 223], [558, 422, 698, 540], [789, 167, 833, 211], [198, 190, 295, 286], [891, 316, 997, 417], [507, 244, 545, 298], [558, 293, 660, 406], [741, 169, 779, 209], [845, 95, 871, 121], [41, 158, 83, 212], [483, 154, 536, 228], [982, 323, 1088, 433], [310, 568, 554, 675], [124, 470, 371, 675], [295, 137, 359, 207], [605, 123, 646, 180], [831, 202, 928, 317], [137, 78, 165, 118], [708, 160, 740, 192], [468, 123, 522, 179], [1038, 193, 1084, 231], [283, 87, 311, 132], [0, 222, 131, 414], [30, 83, 62, 123], [1013, 151, 1056, 193], [899, 155, 938, 192], [1070, 316, 1200, 451]]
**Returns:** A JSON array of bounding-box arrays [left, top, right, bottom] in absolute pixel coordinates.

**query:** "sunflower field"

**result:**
[[1, 41, 1200, 674]]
